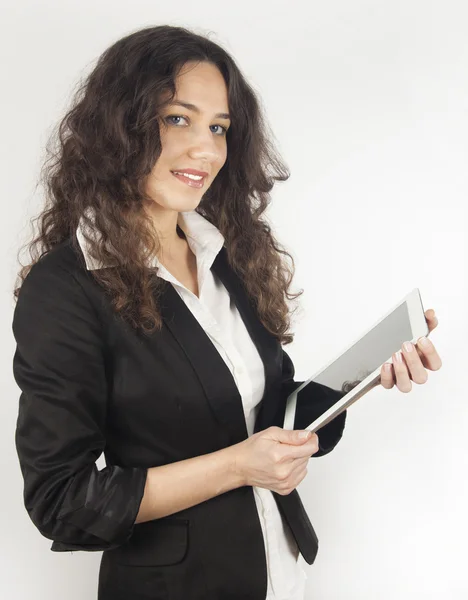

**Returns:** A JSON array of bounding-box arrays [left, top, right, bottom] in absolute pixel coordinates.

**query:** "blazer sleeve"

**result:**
[[280, 348, 347, 457], [12, 259, 148, 552]]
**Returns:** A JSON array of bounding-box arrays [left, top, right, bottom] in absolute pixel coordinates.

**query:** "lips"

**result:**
[[171, 168, 209, 177], [171, 171, 206, 189]]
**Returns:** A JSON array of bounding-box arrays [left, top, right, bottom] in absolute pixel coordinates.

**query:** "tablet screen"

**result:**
[[309, 301, 412, 395]]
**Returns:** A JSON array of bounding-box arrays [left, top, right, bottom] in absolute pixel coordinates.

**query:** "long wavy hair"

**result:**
[[13, 24, 303, 344]]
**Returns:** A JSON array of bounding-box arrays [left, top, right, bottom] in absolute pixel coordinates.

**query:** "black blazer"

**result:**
[[13, 236, 346, 600]]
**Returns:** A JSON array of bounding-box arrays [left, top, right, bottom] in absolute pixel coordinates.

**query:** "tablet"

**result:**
[[283, 288, 430, 433]]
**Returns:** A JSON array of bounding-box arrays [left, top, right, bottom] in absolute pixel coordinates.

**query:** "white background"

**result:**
[[2, 1, 467, 598]]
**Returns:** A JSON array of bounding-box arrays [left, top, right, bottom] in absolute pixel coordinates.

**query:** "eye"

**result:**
[[164, 115, 228, 136], [165, 115, 188, 127], [210, 124, 228, 136]]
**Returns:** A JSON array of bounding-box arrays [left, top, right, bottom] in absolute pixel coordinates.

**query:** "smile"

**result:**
[[171, 171, 206, 189]]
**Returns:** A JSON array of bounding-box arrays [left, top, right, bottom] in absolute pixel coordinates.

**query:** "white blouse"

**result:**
[[77, 208, 307, 600]]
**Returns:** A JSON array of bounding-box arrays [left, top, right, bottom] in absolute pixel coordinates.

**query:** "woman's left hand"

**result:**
[[379, 309, 442, 392]]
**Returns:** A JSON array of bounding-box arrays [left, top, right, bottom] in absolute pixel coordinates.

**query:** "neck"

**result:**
[[142, 202, 187, 260]]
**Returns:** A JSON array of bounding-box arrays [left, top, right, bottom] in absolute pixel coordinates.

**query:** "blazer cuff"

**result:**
[[59, 465, 147, 544], [313, 410, 347, 457]]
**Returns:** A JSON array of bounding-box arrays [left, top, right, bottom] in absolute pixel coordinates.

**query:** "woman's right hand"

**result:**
[[231, 427, 320, 496]]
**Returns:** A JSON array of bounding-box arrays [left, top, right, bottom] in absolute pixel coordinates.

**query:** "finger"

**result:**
[[291, 455, 310, 468], [289, 459, 309, 482], [392, 351, 412, 393], [415, 336, 443, 371], [380, 362, 395, 389], [284, 438, 320, 460], [287, 456, 309, 480], [401, 341, 428, 385], [278, 464, 308, 494], [425, 309, 438, 333]]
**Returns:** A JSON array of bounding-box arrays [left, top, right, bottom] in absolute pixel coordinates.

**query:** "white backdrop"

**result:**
[[2, 2, 467, 598]]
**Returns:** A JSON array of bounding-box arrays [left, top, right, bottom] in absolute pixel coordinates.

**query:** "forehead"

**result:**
[[172, 62, 229, 111]]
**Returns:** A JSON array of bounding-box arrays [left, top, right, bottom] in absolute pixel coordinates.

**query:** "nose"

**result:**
[[187, 128, 222, 164]]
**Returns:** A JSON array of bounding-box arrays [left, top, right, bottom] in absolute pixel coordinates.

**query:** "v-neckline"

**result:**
[[158, 239, 200, 298]]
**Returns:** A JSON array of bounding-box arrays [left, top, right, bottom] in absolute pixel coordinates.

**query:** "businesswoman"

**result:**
[[12, 25, 441, 600]]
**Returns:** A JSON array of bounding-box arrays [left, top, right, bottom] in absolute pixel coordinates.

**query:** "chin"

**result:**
[[148, 195, 203, 214]]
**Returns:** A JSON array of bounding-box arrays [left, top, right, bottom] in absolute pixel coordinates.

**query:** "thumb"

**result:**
[[279, 429, 312, 445]]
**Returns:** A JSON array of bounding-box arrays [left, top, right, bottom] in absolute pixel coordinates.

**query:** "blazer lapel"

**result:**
[[158, 247, 281, 444], [211, 248, 282, 428]]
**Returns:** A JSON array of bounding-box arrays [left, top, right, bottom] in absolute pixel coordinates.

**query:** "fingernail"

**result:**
[[299, 431, 311, 439], [418, 336, 431, 348], [394, 352, 403, 362], [403, 342, 413, 352], [384, 363, 392, 372]]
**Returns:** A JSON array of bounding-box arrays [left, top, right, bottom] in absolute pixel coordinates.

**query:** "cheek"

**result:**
[[148, 142, 179, 180], [215, 144, 228, 170], [156, 137, 177, 164], [157, 126, 186, 159]]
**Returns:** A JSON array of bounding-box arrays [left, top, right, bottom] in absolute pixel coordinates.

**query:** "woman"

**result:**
[[12, 25, 441, 600]]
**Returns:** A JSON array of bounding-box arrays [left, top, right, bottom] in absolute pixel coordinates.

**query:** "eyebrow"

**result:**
[[169, 101, 231, 121]]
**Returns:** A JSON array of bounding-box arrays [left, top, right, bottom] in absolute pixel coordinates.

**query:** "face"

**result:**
[[144, 61, 230, 232]]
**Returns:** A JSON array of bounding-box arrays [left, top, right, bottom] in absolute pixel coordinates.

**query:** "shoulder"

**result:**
[[26, 236, 86, 281], [18, 235, 95, 297], [12, 239, 106, 381], [14, 237, 94, 321]]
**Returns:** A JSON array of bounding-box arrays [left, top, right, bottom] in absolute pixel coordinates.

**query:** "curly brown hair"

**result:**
[[13, 24, 303, 345]]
